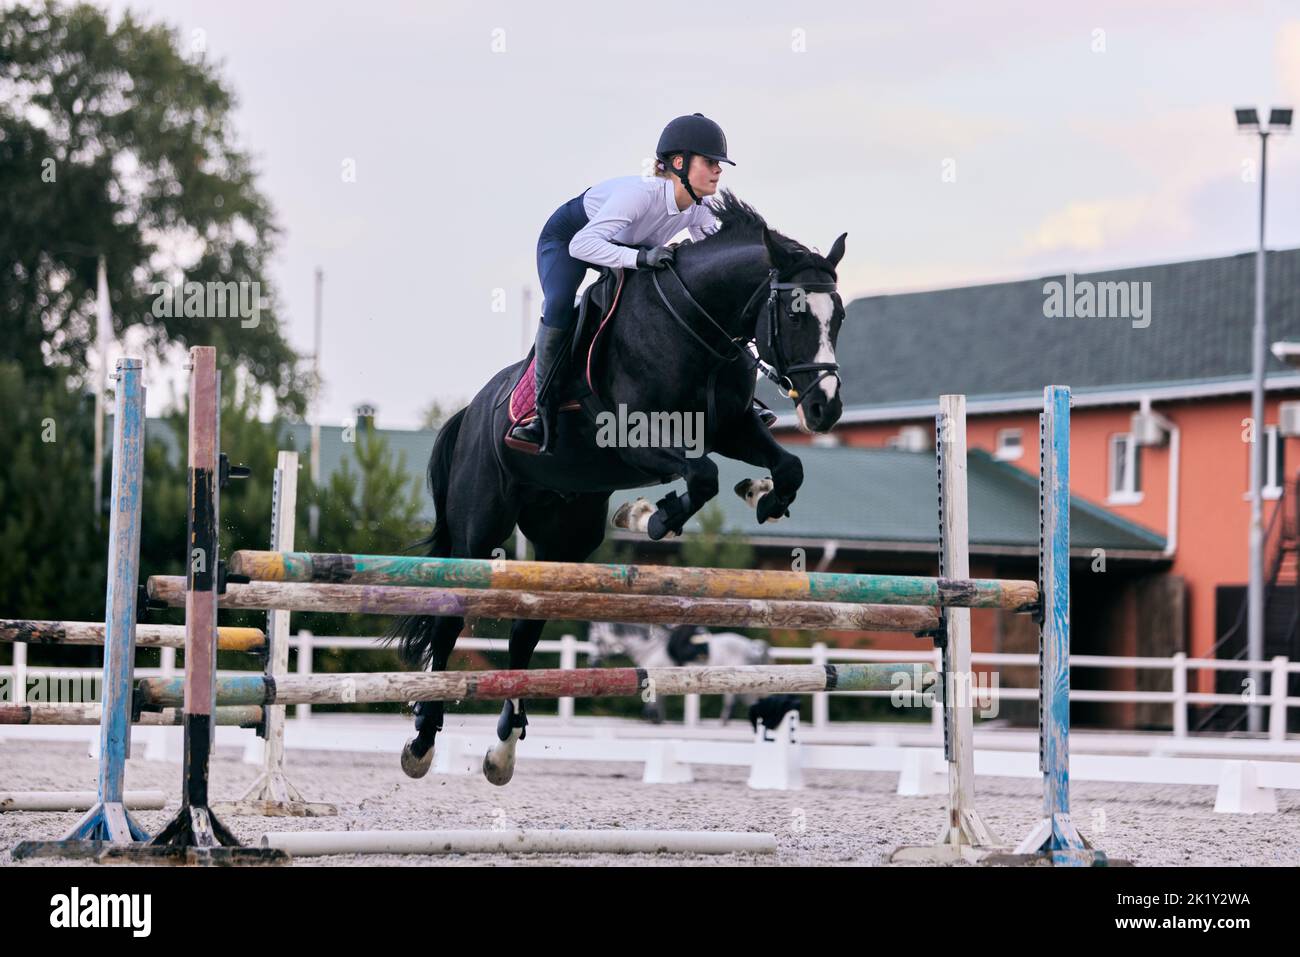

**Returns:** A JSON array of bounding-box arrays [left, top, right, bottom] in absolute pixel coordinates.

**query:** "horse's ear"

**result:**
[[827, 232, 848, 268], [762, 226, 798, 274]]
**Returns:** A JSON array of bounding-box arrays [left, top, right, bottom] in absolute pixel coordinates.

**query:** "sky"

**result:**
[[99, 0, 1300, 427]]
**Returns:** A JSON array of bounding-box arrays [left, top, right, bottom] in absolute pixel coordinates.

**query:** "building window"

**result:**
[[886, 425, 929, 453], [1108, 434, 1143, 504], [995, 428, 1023, 462], [1263, 426, 1285, 501]]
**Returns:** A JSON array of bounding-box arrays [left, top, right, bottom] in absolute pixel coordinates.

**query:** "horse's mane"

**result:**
[[696, 190, 838, 279]]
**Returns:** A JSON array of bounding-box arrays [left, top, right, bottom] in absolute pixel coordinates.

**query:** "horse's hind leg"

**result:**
[[404, 473, 521, 779], [402, 524, 514, 777], [400, 616, 464, 778], [482, 492, 610, 786]]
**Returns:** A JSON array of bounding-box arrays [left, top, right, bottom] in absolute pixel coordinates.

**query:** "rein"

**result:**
[[650, 261, 841, 415]]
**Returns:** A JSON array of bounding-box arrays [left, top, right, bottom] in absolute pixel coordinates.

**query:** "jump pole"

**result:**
[[228, 553, 1039, 610], [213, 450, 336, 819], [0, 704, 263, 727], [2, 791, 167, 813], [141, 346, 285, 863], [260, 829, 777, 857], [0, 619, 265, 652], [891, 394, 1000, 863], [144, 578, 941, 633], [12, 357, 150, 857], [135, 663, 920, 709], [992, 385, 1106, 866]]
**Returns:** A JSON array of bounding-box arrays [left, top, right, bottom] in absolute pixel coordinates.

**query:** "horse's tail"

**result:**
[[425, 406, 466, 559], [385, 407, 467, 666]]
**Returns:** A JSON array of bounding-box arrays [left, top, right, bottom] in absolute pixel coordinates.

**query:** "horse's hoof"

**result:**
[[401, 738, 433, 779], [756, 491, 791, 524], [612, 497, 653, 533], [483, 746, 516, 787]]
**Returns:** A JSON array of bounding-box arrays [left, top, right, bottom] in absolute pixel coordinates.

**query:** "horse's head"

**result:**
[[757, 229, 847, 433]]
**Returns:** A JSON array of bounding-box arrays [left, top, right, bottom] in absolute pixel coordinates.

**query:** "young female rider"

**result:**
[[508, 112, 734, 453]]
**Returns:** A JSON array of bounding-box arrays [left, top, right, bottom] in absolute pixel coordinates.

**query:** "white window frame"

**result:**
[[1263, 425, 1283, 501], [1107, 433, 1143, 505], [994, 428, 1023, 462], [885, 425, 929, 452]]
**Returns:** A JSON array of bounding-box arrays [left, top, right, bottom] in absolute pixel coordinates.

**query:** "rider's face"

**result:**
[[677, 154, 722, 196]]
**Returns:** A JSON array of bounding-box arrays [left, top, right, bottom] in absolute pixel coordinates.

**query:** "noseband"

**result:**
[[752, 269, 841, 410]]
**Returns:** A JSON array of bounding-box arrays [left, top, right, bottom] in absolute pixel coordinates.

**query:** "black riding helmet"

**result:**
[[656, 113, 735, 205]]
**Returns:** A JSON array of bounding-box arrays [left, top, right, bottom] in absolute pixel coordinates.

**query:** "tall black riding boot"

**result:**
[[507, 323, 569, 453]]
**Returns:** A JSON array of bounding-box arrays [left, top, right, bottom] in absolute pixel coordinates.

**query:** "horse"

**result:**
[[586, 621, 770, 724], [390, 191, 847, 785]]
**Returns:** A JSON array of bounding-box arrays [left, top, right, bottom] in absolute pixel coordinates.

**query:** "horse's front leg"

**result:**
[[612, 447, 720, 542], [715, 410, 805, 525]]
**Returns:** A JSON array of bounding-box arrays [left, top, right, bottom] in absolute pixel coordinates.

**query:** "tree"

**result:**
[[677, 502, 755, 571], [419, 398, 467, 431], [0, 360, 103, 622], [291, 426, 427, 681], [0, 1, 308, 411]]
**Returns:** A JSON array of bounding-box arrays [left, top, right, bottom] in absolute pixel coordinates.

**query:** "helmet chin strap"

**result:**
[[674, 151, 702, 205]]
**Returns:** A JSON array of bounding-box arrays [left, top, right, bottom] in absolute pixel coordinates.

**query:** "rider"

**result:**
[[508, 113, 734, 453]]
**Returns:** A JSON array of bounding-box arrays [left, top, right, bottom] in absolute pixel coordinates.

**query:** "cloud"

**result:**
[[1016, 104, 1257, 257], [1281, 22, 1300, 103], [1021, 198, 1152, 253]]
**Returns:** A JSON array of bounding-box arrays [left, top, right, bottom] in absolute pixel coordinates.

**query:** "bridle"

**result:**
[[652, 262, 842, 418], [749, 269, 841, 407]]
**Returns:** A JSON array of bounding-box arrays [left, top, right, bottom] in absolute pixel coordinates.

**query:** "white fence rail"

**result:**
[[5, 632, 1298, 740]]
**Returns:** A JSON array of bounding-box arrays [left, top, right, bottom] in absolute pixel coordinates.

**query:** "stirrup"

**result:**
[[505, 416, 545, 453]]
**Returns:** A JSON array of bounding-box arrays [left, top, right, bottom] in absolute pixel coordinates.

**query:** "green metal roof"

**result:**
[[275, 422, 437, 492], [142, 418, 438, 494], [608, 444, 1166, 558]]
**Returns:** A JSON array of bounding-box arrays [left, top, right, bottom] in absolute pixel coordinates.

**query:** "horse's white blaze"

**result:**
[[806, 292, 839, 404]]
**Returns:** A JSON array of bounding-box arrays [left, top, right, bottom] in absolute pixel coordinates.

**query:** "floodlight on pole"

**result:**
[[1235, 104, 1291, 733]]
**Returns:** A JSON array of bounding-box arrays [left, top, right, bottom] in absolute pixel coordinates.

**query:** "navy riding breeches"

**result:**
[[536, 191, 592, 329]]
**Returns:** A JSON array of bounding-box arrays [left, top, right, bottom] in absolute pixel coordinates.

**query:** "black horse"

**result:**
[[391, 192, 847, 784]]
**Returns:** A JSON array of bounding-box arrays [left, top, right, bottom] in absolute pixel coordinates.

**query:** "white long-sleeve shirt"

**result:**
[[569, 176, 720, 270]]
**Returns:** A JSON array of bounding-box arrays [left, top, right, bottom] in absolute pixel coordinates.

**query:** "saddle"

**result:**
[[504, 267, 626, 448]]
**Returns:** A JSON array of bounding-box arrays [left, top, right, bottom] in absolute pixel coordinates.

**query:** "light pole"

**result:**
[[1236, 106, 1292, 732], [309, 267, 323, 540]]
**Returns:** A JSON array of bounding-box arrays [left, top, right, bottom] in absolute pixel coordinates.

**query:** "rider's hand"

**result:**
[[636, 245, 676, 269]]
